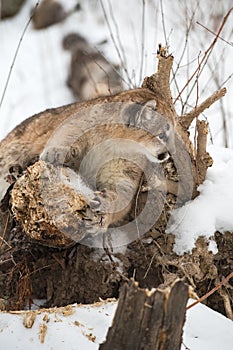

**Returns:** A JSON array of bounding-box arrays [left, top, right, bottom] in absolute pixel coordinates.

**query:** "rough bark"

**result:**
[[100, 279, 189, 350]]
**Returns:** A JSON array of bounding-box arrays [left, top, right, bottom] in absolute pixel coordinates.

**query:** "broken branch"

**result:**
[[186, 271, 233, 311], [180, 87, 227, 129]]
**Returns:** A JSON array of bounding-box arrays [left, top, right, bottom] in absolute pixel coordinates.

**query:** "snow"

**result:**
[[167, 145, 233, 254], [183, 299, 233, 350], [0, 0, 233, 348], [0, 301, 117, 350], [61, 166, 95, 200], [0, 299, 233, 350], [0, 0, 75, 138]]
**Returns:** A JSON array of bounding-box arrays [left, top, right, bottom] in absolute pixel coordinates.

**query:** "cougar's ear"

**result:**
[[140, 100, 157, 121], [121, 103, 144, 127], [121, 100, 157, 127]]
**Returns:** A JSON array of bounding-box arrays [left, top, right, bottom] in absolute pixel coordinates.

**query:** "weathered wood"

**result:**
[[180, 88, 227, 130], [10, 160, 98, 247], [196, 120, 213, 184], [99, 279, 189, 350]]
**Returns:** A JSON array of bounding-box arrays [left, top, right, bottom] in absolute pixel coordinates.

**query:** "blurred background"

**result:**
[[0, 0, 232, 146]]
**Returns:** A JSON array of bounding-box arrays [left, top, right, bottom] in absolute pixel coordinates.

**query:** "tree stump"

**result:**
[[100, 279, 189, 350]]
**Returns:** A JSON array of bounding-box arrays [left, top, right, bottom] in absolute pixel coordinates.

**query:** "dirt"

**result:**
[[0, 205, 232, 319]]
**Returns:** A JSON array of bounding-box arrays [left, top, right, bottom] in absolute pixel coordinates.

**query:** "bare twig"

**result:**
[[99, 0, 134, 87], [143, 250, 156, 279], [193, 51, 201, 178], [139, 0, 146, 85], [93, 46, 131, 88], [195, 52, 201, 109], [86, 53, 113, 95], [199, 45, 225, 97], [0, 211, 11, 249], [201, 52, 230, 147], [218, 287, 233, 320], [171, 1, 199, 84], [220, 72, 233, 87], [180, 87, 227, 129], [174, 7, 233, 104], [81, 58, 101, 96], [182, 342, 191, 350], [179, 7, 232, 107], [134, 174, 146, 255], [0, 2, 40, 113], [186, 271, 233, 311], [197, 21, 233, 47], [159, 0, 168, 48], [107, 0, 128, 68]]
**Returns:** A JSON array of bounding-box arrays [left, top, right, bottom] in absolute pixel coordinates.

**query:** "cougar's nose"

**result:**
[[168, 137, 176, 155], [157, 151, 169, 162]]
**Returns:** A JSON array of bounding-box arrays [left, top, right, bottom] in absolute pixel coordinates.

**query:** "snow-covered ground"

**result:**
[[0, 1, 232, 349], [0, 299, 233, 350], [168, 145, 233, 254]]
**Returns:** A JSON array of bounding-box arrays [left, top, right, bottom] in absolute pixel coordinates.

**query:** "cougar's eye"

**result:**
[[158, 132, 165, 140]]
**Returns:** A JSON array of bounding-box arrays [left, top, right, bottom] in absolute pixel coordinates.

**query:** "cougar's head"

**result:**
[[122, 100, 176, 163]]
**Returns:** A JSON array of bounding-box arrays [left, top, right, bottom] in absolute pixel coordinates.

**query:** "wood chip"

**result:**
[[23, 311, 36, 328], [39, 323, 47, 343]]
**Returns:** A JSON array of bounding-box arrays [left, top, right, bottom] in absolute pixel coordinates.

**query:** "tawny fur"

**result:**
[[0, 89, 175, 233]]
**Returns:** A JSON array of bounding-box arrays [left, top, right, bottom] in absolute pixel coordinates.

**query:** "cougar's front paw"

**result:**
[[89, 189, 115, 214], [5, 164, 23, 184], [84, 220, 107, 237], [41, 147, 64, 165], [82, 206, 108, 237]]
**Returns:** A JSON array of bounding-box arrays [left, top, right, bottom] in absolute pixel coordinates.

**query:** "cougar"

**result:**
[[0, 94, 175, 235]]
